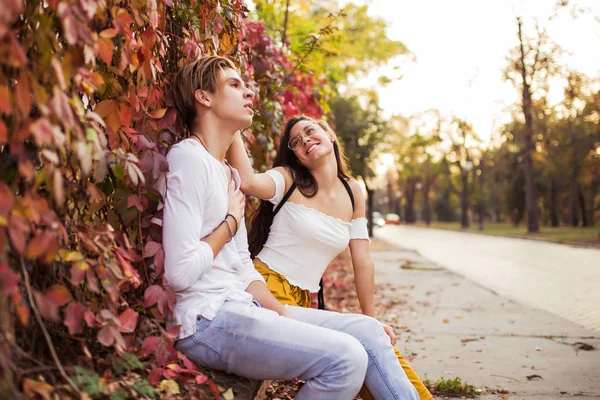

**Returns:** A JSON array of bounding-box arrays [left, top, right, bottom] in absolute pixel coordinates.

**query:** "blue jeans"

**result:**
[[176, 301, 418, 400]]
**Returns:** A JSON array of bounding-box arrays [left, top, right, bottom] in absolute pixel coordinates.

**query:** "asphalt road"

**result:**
[[375, 225, 600, 333]]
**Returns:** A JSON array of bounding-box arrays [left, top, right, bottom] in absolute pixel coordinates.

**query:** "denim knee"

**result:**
[[336, 335, 369, 389]]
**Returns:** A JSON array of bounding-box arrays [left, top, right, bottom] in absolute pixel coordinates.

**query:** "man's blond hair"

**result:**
[[172, 56, 236, 132]]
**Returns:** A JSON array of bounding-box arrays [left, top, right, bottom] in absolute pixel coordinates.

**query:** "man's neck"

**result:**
[[191, 119, 236, 162]]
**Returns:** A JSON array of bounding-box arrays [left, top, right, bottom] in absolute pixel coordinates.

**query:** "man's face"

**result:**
[[208, 67, 255, 129]]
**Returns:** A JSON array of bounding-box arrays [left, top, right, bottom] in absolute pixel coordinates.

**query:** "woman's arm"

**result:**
[[347, 179, 396, 344], [350, 240, 375, 316], [347, 179, 375, 317], [227, 132, 279, 199], [246, 281, 292, 318]]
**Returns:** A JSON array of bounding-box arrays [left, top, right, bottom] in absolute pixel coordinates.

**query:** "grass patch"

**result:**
[[424, 376, 481, 398], [413, 222, 600, 246]]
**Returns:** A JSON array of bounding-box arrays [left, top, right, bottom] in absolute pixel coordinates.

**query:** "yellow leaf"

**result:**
[[23, 378, 54, 400], [223, 388, 234, 400], [220, 33, 232, 52], [159, 380, 180, 396], [65, 251, 84, 262], [0, 215, 7, 226], [100, 28, 119, 38], [149, 108, 167, 119]]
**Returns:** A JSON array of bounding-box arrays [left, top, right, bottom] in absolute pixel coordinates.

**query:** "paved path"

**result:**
[[371, 246, 600, 399], [375, 225, 600, 333]]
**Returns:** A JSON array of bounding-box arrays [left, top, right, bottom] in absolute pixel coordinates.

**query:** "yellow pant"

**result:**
[[254, 259, 432, 400]]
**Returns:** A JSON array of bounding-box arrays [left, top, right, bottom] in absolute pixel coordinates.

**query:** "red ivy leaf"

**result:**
[[156, 340, 177, 366], [97, 37, 114, 65], [143, 241, 161, 258], [148, 0, 158, 29], [84, 309, 99, 328], [127, 194, 144, 211], [142, 336, 160, 355], [147, 368, 163, 385], [70, 261, 89, 285], [143, 285, 163, 307], [0, 264, 20, 295], [30, 118, 55, 147], [100, 28, 119, 38], [34, 290, 59, 322], [8, 214, 29, 254], [25, 232, 54, 260], [183, 356, 197, 372], [97, 326, 114, 347], [154, 247, 165, 277], [195, 373, 208, 384], [58, 2, 78, 45], [115, 251, 142, 288], [166, 324, 181, 340], [118, 308, 138, 333], [46, 285, 72, 307], [86, 268, 100, 293], [12, 291, 30, 327], [64, 302, 86, 335], [0, 119, 7, 144], [0, 85, 12, 115]]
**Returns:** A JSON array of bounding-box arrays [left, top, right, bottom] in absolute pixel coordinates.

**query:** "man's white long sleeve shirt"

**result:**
[[161, 139, 265, 339]]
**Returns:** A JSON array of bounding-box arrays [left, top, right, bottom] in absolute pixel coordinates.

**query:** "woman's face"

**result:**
[[287, 120, 335, 166]]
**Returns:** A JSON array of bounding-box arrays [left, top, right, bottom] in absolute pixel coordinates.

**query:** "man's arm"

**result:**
[[163, 148, 240, 292], [233, 216, 291, 318]]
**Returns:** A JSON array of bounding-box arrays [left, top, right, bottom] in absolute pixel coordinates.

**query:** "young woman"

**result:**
[[227, 115, 431, 400]]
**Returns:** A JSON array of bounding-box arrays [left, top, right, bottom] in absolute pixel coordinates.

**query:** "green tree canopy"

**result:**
[[253, 0, 411, 84]]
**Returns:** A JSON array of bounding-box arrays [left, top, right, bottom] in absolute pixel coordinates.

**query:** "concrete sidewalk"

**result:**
[[372, 241, 600, 399]]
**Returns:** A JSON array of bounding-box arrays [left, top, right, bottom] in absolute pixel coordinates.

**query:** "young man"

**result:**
[[162, 56, 419, 400]]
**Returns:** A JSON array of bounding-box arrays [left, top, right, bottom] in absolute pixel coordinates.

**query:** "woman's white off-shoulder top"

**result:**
[[255, 170, 369, 292]]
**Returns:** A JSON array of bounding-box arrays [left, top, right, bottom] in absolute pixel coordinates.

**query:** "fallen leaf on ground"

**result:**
[[223, 388, 234, 400], [573, 342, 596, 351], [526, 374, 543, 380]]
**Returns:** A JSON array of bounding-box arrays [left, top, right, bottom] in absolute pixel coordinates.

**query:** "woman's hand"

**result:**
[[227, 180, 245, 233], [381, 323, 397, 346]]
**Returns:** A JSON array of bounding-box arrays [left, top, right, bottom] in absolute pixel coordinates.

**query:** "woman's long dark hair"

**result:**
[[248, 115, 350, 258]]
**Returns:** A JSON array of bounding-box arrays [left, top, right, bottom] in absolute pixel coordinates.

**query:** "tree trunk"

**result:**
[[478, 165, 485, 231], [549, 177, 559, 227], [517, 18, 539, 233], [460, 172, 469, 229], [387, 181, 394, 215], [404, 178, 416, 224], [591, 177, 598, 227], [568, 181, 579, 227], [281, 0, 290, 46], [578, 184, 588, 227], [423, 181, 432, 225]]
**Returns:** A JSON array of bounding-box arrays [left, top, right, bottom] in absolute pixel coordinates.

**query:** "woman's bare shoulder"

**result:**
[[346, 178, 364, 199], [272, 166, 294, 187]]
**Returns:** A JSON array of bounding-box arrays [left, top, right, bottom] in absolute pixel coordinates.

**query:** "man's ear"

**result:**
[[194, 89, 211, 108]]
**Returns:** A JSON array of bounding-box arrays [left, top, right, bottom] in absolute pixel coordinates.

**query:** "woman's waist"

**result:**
[[254, 251, 329, 292]]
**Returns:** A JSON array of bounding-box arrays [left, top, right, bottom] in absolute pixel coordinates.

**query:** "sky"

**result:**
[[345, 0, 600, 142]]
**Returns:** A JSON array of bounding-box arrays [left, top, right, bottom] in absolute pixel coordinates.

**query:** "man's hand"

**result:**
[[227, 180, 245, 232], [381, 323, 397, 346]]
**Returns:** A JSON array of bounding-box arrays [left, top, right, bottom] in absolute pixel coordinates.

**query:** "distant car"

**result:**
[[372, 213, 385, 228], [384, 213, 401, 225]]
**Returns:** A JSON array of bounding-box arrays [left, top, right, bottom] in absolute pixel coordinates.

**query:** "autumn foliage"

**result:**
[[0, 0, 326, 397]]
